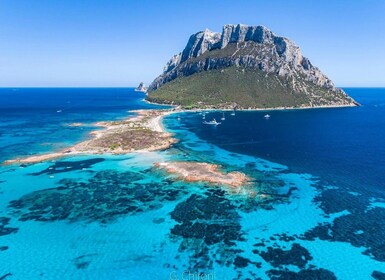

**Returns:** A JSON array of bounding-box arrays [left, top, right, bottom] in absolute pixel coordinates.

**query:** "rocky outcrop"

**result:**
[[148, 24, 358, 108], [135, 82, 147, 92]]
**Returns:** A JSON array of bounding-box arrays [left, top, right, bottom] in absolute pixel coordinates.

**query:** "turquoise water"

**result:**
[[0, 88, 166, 162], [1, 88, 385, 279]]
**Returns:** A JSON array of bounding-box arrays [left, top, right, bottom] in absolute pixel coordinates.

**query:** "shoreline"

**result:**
[[3, 101, 357, 166], [2, 109, 178, 166], [143, 97, 359, 112], [2, 101, 359, 189], [3, 107, 254, 190]]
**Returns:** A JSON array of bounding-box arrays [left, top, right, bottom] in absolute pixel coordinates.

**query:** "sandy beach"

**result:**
[[3, 109, 177, 165], [3, 108, 256, 190]]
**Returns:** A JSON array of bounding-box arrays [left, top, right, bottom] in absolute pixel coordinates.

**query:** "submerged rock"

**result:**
[[9, 170, 188, 223], [170, 190, 244, 270], [0, 217, 18, 236], [267, 268, 337, 280], [258, 243, 313, 268]]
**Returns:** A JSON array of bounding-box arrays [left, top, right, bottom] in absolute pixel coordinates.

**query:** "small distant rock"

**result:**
[[135, 82, 148, 93]]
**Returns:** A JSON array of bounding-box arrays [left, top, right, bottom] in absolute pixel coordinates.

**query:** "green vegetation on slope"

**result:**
[[147, 67, 347, 109]]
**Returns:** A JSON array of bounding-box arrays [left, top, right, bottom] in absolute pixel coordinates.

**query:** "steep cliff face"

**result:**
[[148, 24, 358, 109]]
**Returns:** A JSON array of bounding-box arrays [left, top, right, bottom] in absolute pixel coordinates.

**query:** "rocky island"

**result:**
[[135, 82, 148, 93], [154, 161, 260, 196], [147, 24, 358, 109], [155, 161, 250, 188]]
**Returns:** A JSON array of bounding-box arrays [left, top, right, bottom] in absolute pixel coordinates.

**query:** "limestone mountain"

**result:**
[[147, 24, 358, 109]]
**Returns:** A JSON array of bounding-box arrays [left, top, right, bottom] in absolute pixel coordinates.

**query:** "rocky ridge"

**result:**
[[148, 24, 358, 108]]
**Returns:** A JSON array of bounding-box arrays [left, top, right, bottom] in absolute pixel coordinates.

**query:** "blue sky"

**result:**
[[0, 0, 384, 87]]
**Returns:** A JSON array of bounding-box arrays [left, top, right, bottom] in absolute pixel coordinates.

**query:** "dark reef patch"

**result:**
[[0, 273, 12, 280], [152, 217, 165, 224], [267, 268, 337, 280], [170, 189, 244, 270], [303, 207, 385, 262], [301, 184, 385, 262], [313, 188, 369, 214], [233, 255, 250, 268], [0, 246, 8, 251], [0, 217, 18, 236], [258, 243, 312, 269], [0, 168, 15, 175], [275, 233, 296, 242], [231, 175, 293, 213], [372, 271, 385, 280], [9, 170, 188, 223], [171, 190, 242, 246], [30, 158, 105, 176], [72, 254, 97, 269]]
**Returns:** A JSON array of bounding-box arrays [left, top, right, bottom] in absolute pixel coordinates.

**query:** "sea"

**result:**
[[0, 87, 384, 279]]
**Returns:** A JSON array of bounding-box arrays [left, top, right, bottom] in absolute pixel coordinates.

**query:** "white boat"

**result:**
[[203, 118, 221, 125], [231, 110, 235, 116], [57, 110, 62, 113], [221, 112, 225, 121], [264, 114, 270, 119]]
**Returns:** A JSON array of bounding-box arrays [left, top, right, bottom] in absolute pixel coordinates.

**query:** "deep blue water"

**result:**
[[1, 87, 385, 279], [177, 88, 385, 195]]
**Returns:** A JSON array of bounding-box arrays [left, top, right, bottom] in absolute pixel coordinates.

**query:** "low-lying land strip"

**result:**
[[155, 161, 253, 193], [3, 110, 176, 165]]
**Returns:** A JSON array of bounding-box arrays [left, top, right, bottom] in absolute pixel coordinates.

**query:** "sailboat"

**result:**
[[221, 112, 225, 121]]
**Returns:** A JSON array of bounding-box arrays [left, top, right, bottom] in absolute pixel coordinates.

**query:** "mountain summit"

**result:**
[[147, 24, 358, 109]]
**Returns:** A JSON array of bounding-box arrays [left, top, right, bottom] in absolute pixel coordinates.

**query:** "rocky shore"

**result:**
[[155, 161, 254, 192]]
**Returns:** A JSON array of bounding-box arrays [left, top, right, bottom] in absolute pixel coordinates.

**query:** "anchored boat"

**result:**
[[203, 118, 221, 126], [221, 112, 226, 121]]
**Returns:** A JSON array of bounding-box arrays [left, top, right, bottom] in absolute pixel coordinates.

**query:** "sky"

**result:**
[[0, 0, 384, 87]]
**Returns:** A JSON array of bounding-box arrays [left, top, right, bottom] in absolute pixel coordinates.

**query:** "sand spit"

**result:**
[[3, 110, 176, 165]]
